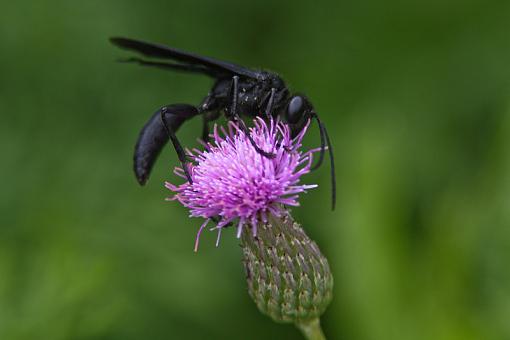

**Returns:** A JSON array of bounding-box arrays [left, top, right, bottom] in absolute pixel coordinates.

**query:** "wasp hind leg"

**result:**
[[134, 104, 199, 185], [158, 105, 200, 184]]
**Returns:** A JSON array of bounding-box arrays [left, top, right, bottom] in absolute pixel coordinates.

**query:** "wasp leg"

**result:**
[[159, 106, 198, 184], [227, 76, 276, 158], [202, 116, 210, 143], [227, 75, 240, 117], [200, 111, 220, 143], [264, 88, 276, 118], [198, 93, 222, 143], [134, 104, 199, 185]]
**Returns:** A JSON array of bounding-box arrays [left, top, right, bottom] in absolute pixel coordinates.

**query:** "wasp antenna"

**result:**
[[322, 124, 336, 210]]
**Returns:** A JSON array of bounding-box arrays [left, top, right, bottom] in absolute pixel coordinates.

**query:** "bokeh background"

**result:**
[[1, 0, 509, 339]]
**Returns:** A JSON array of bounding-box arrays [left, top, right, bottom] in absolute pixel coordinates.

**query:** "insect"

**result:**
[[110, 37, 336, 209]]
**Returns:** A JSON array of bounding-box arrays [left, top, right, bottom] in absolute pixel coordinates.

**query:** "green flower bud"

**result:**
[[241, 212, 333, 325]]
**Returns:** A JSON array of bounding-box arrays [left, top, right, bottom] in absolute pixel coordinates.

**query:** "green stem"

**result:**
[[296, 318, 326, 340]]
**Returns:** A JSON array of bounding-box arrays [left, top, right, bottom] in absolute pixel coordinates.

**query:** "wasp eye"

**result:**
[[286, 96, 304, 124]]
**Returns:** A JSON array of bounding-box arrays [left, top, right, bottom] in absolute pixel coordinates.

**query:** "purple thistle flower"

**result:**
[[165, 117, 318, 251]]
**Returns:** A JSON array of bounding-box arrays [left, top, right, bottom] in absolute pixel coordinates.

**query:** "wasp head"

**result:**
[[285, 94, 315, 137]]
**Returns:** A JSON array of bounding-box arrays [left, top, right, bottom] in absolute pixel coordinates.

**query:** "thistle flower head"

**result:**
[[165, 116, 333, 334], [165, 117, 318, 250]]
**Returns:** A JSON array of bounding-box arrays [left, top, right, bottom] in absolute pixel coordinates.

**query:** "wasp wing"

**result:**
[[118, 57, 219, 77], [110, 37, 263, 79]]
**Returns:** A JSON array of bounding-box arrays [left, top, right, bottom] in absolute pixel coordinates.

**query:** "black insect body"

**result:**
[[110, 37, 336, 209]]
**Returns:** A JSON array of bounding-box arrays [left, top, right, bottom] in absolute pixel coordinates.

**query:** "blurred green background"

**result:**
[[1, 0, 509, 339]]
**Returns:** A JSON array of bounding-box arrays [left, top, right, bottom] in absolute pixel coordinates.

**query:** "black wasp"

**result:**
[[110, 37, 336, 209]]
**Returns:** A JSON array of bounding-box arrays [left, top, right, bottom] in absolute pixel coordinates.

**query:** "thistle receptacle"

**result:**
[[166, 117, 333, 339]]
